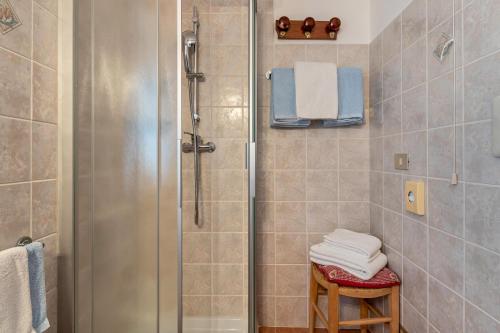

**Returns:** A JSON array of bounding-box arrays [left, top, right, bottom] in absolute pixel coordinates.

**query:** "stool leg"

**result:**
[[360, 299, 368, 333], [389, 286, 400, 333], [327, 284, 339, 333], [309, 266, 319, 333]]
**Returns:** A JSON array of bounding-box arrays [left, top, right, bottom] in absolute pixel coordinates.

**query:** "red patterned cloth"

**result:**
[[316, 264, 400, 289]]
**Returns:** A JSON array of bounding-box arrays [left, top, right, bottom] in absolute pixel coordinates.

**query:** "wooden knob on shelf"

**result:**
[[302, 17, 316, 38], [326, 17, 341, 39], [276, 16, 291, 38]]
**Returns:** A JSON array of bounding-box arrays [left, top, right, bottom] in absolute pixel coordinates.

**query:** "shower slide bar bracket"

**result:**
[[186, 72, 205, 80]]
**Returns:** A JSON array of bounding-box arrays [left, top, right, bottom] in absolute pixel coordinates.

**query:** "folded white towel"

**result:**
[[324, 229, 382, 258], [0, 247, 35, 333], [310, 249, 388, 280], [294, 61, 339, 120], [310, 242, 380, 264]]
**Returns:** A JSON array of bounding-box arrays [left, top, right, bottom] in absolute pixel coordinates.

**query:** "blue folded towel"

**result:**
[[271, 68, 311, 128], [26, 242, 50, 333], [322, 67, 364, 127]]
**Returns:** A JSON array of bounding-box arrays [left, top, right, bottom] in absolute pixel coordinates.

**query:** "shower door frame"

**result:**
[[247, 0, 257, 332]]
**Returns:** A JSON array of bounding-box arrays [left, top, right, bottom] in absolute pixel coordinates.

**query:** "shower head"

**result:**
[[182, 30, 197, 74], [433, 33, 454, 63]]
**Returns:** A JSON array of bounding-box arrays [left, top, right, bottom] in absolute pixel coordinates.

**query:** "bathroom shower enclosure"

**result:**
[[61, 0, 257, 332]]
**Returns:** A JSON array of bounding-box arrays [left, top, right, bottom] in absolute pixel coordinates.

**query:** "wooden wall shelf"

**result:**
[[275, 16, 341, 41]]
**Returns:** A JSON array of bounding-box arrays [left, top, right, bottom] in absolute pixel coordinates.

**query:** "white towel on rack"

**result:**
[[0, 247, 35, 333], [294, 61, 339, 120]]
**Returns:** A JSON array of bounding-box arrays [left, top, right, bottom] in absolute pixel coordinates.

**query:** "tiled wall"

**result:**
[[181, 0, 250, 320], [369, 0, 500, 331], [256, 0, 371, 328], [0, 0, 59, 331]]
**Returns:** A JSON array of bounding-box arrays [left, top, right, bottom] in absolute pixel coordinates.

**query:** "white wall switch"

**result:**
[[394, 153, 409, 170]]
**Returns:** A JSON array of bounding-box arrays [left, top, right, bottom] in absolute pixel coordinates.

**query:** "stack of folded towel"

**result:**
[[310, 229, 387, 280], [0, 243, 50, 333], [270, 62, 364, 128]]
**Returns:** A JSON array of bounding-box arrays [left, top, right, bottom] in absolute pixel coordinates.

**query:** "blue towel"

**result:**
[[270, 68, 311, 128], [322, 67, 364, 127], [26, 242, 50, 333]]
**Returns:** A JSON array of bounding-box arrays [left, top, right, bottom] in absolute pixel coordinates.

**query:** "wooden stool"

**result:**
[[309, 263, 400, 333]]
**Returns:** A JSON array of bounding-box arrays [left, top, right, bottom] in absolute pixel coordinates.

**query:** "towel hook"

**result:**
[[16, 236, 45, 248]]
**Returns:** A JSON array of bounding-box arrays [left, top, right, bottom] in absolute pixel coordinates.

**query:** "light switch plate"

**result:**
[[394, 153, 409, 170]]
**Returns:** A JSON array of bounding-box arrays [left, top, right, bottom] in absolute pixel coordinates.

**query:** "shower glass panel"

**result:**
[[74, 0, 179, 332]]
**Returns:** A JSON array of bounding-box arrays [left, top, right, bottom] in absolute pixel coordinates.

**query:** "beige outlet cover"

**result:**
[[405, 181, 425, 215]]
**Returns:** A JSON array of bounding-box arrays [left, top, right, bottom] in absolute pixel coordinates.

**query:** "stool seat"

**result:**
[[309, 263, 400, 333], [316, 264, 400, 289]]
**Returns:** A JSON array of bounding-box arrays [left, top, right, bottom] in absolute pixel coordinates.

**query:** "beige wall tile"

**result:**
[[33, 4, 57, 69], [213, 264, 244, 295], [307, 202, 338, 233], [306, 170, 338, 201], [339, 139, 369, 170], [183, 233, 211, 263], [275, 297, 307, 327], [275, 233, 307, 264], [184, 296, 212, 316], [33, 64, 58, 123], [183, 264, 212, 295], [339, 171, 370, 201], [0, 117, 30, 183], [42, 233, 58, 291], [0, 49, 31, 119], [306, 138, 338, 169], [213, 296, 244, 316], [32, 122, 57, 180], [275, 138, 306, 169], [338, 202, 370, 233], [256, 233, 275, 265], [35, 0, 58, 15], [213, 233, 243, 263], [32, 180, 57, 239], [212, 202, 243, 232], [45, 288, 57, 333], [257, 265, 275, 295], [183, 202, 212, 232], [256, 202, 274, 232], [0, 0, 32, 57], [275, 202, 306, 232], [0, 183, 30, 250], [275, 265, 307, 297], [257, 296, 275, 327], [275, 170, 305, 201]]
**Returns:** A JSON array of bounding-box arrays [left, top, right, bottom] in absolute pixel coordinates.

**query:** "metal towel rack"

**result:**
[[16, 236, 45, 248]]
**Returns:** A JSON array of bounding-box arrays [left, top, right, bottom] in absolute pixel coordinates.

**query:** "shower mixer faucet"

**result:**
[[182, 132, 216, 153]]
